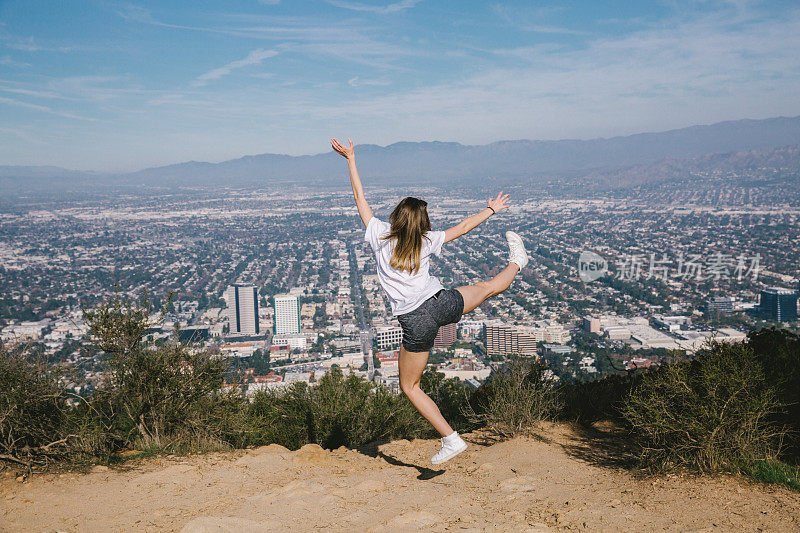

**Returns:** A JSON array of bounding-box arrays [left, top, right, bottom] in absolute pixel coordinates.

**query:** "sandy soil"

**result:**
[[2, 423, 798, 532]]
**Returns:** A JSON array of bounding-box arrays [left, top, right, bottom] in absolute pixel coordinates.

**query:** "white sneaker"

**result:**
[[505, 231, 529, 269], [431, 433, 468, 465]]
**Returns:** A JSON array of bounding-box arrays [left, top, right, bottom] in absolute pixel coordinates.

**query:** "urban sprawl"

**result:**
[[2, 183, 798, 397]]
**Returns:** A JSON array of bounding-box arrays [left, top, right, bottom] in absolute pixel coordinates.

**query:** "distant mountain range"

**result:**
[[588, 143, 800, 189], [2, 115, 800, 192]]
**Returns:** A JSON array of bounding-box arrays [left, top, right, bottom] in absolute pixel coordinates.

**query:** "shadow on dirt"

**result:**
[[356, 441, 445, 480], [558, 422, 640, 470]]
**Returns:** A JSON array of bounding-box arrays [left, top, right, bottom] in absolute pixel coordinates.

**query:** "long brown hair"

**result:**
[[380, 196, 432, 274]]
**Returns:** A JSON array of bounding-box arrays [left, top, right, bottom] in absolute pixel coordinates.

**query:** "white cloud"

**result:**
[[45, 75, 150, 103], [193, 48, 278, 87], [0, 95, 96, 121], [0, 55, 31, 67], [115, 4, 155, 23], [348, 76, 390, 87], [490, 4, 586, 34], [1, 35, 76, 53], [113, 8, 422, 70], [0, 83, 63, 99], [326, 0, 422, 14]]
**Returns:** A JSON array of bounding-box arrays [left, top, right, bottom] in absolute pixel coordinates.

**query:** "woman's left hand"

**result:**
[[488, 191, 511, 213]]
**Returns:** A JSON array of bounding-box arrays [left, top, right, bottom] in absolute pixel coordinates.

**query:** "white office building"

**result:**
[[272, 334, 307, 350], [274, 294, 300, 334], [374, 324, 403, 350], [224, 285, 260, 335]]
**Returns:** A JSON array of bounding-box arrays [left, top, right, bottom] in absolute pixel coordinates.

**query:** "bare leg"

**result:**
[[456, 263, 520, 314], [399, 347, 454, 437]]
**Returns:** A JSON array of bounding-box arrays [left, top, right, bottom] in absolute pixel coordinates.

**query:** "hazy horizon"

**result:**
[[1, 113, 797, 174]]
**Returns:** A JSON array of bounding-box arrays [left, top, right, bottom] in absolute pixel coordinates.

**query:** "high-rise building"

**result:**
[[759, 287, 799, 322], [485, 323, 516, 357], [583, 317, 601, 333], [433, 322, 457, 349], [484, 323, 540, 358], [515, 328, 539, 355], [274, 294, 300, 334], [224, 285, 260, 335]]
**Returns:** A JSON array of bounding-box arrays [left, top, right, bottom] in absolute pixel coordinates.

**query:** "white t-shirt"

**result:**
[[364, 216, 446, 316]]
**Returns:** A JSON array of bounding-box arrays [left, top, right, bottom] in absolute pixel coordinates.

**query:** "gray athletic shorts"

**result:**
[[397, 288, 465, 352]]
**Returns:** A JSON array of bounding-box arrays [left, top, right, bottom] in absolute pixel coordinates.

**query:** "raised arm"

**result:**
[[443, 191, 510, 243], [331, 138, 373, 228]]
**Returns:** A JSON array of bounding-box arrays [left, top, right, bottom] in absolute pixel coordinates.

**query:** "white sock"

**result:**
[[443, 431, 459, 444]]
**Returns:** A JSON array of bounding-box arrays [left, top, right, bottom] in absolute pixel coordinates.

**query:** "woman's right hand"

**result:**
[[488, 191, 511, 213], [331, 138, 355, 160]]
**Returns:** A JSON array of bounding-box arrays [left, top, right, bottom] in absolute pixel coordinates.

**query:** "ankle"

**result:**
[[442, 431, 459, 443]]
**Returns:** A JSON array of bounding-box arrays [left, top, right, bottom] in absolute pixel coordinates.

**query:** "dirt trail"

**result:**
[[2, 423, 798, 532]]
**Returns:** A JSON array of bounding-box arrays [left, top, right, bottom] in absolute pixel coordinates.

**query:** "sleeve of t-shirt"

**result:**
[[364, 217, 390, 250], [427, 230, 446, 257]]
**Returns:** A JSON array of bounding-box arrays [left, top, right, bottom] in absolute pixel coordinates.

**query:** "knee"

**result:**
[[475, 280, 496, 298]]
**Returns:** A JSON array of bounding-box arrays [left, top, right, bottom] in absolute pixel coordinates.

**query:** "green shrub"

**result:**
[[0, 346, 72, 467], [561, 372, 642, 424], [311, 368, 425, 448], [236, 368, 427, 450], [247, 383, 315, 449], [747, 328, 800, 460], [739, 458, 800, 491], [468, 359, 560, 439], [622, 341, 786, 472]]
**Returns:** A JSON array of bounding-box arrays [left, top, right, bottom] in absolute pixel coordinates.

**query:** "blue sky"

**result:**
[[1, 0, 799, 171]]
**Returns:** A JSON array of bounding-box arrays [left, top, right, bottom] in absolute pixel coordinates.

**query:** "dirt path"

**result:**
[[2, 423, 798, 532]]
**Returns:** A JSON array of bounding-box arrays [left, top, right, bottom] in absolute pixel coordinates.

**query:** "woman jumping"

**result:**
[[331, 137, 529, 464]]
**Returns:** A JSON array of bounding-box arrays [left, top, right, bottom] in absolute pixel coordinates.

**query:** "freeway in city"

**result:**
[[347, 239, 374, 380]]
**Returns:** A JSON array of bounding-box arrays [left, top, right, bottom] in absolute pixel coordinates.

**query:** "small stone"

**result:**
[[16, 475, 26, 483]]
